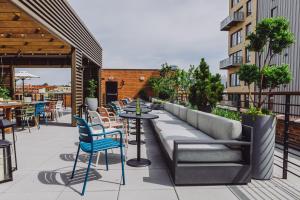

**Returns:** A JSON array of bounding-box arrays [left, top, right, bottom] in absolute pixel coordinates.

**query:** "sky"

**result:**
[[20, 0, 228, 85]]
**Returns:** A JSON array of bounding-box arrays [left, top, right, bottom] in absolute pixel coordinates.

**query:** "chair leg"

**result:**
[[71, 145, 80, 179], [81, 152, 93, 196], [44, 113, 48, 125], [120, 146, 125, 185], [35, 117, 40, 130], [105, 150, 109, 171], [26, 118, 31, 133]]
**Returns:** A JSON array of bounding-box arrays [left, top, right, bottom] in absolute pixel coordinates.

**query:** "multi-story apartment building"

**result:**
[[220, 0, 257, 104], [221, 0, 300, 114]]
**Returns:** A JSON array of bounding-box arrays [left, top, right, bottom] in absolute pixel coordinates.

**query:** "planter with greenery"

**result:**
[[0, 86, 11, 100], [85, 79, 98, 111], [238, 17, 294, 180], [189, 58, 224, 112]]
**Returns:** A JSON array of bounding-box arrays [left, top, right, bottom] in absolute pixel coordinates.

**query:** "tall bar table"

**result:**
[[119, 113, 158, 167], [123, 107, 152, 144]]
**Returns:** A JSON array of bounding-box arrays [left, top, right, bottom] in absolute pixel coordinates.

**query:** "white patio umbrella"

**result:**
[[15, 71, 40, 100]]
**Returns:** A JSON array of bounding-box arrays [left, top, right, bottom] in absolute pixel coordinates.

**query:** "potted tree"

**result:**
[[85, 79, 98, 111], [189, 58, 224, 112], [239, 17, 294, 180]]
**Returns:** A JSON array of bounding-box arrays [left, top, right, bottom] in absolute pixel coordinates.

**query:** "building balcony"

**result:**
[[220, 56, 243, 69], [220, 12, 244, 31]]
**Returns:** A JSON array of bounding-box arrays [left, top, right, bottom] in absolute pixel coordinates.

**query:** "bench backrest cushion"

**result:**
[[186, 109, 198, 128], [179, 106, 188, 121], [172, 104, 181, 117], [197, 111, 242, 140], [164, 102, 172, 113]]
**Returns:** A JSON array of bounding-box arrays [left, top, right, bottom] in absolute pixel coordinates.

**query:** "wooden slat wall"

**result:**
[[0, 66, 13, 89], [10, 0, 102, 67], [71, 48, 83, 125]]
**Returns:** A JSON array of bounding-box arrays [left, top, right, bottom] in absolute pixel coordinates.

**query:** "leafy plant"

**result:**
[[0, 86, 10, 99], [239, 17, 294, 114], [87, 79, 97, 98], [212, 107, 241, 121], [189, 58, 224, 111]]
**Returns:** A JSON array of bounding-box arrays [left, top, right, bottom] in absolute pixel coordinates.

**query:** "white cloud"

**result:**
[[22, 1, 229, 85], [69, 0, 229, 74]]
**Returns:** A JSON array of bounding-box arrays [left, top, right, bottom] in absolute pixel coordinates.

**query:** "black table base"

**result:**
[[130, 131, 144, 135], [128, 140, 145, 145], [127, 158, 151, 167]]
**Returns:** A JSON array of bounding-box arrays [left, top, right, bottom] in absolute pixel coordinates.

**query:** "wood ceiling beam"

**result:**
[[0, 2, 20, 13], [0, 21, 41, 28], [0, 41, 68, 46], [0, 28, 49, 34], [0, 38, 60, 42], [0, 49, 71, 54]]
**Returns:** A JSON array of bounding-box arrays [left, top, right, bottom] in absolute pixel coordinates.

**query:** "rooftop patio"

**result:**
[[0, 114, 299, 200]]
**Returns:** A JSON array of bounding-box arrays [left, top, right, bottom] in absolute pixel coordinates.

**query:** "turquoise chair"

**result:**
[[71, 116, 125, 196], [35, 103, 48, 129]]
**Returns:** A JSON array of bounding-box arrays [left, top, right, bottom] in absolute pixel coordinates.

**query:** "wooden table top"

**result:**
[[0, 101, 49, 109]]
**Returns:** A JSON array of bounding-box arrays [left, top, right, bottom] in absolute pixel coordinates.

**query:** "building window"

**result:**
[[230, 50, 242, 64], [246, 23, 252, 36], [231, 29, 242, 47], [271, 6, 278, 17], [229, 73, 240, 87], [231, 0, 241, 7], [246, 0, 252, 16], [245, 48, 251, 63]]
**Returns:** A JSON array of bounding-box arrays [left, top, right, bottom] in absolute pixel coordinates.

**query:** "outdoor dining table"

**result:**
[[0, 101, 49, 130], [119, 113, 159, 167], [125, 104, 150, 109], [123, 107, 152, 143], [123, 107, 152, 113]]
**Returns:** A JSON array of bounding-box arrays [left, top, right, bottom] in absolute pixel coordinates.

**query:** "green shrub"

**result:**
[[212, 107, 241, 121], [0, 86, 10, 100]]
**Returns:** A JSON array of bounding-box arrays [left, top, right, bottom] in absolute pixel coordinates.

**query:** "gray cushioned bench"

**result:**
[[150, 102, 252, 185]]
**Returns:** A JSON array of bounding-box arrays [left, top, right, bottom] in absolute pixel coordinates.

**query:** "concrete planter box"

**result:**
[[242, 114, 276, 180]]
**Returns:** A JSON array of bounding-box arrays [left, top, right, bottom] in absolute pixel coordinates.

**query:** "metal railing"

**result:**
[[220, 56, 243, 69], [220, 12, 244, 31], [220, 91, 300, 179]]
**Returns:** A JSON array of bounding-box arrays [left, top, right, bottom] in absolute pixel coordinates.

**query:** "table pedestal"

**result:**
[[127, 158, 151, 167], [126, 118, 151, 167]]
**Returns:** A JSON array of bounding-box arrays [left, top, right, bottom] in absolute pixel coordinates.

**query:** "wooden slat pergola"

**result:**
[[0, 0, 102, 126]]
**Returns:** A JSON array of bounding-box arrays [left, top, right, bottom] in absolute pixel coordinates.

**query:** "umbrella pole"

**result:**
[[22, 79, 25, 101]]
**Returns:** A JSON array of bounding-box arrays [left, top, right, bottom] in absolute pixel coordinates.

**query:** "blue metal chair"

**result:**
[[71, 116, 125, 196], [35, 103, 48, 129]]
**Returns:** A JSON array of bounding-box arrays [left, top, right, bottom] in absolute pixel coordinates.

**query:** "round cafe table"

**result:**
[[123, 107, 152, 141], [119, 113, 159, 167], [123, 107, 152, 113]]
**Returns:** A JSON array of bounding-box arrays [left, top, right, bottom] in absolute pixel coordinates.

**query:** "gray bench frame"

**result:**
[[150, 119, 253, 185]]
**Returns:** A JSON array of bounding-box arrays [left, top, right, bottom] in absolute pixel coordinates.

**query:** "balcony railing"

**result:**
[[220, 12, 244, 31], [220, 56, 243, 69]]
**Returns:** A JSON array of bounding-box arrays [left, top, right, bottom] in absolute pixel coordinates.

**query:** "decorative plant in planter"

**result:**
[[0, 86, 10, 100], [85, 79, 98, 111], [189, 58, 224, 112], [238, 17, 294, 180]]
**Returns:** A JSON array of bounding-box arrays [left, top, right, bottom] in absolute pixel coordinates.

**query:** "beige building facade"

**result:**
[[220, 0, 257, 103]]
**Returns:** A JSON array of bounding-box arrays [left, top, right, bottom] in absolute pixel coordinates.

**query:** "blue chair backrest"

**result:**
[[35, 103, 45, 115], [73, 115, 93, 143], [108, 103, 119, 113]]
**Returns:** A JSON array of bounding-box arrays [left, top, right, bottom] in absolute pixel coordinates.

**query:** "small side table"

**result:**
[[119, 113, 158, 167]]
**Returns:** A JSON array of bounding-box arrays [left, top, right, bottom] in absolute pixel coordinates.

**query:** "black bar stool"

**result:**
[[0, 119, 17, 171], [0, 140, 13, 183]]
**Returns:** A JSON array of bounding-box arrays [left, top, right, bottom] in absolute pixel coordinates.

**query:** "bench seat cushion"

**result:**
[[151, 110, 242, 163]]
